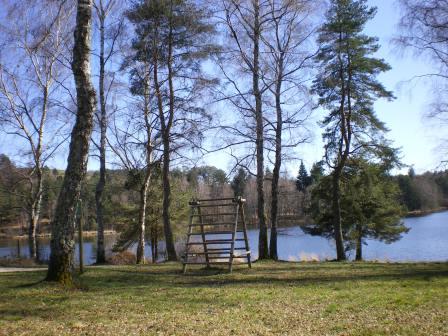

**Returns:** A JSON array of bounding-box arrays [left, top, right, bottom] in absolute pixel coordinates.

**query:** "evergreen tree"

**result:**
[[296, 161, 312, 192], [126, 0, 218, 261], [231, 167, 248, 197], [397, 175, 422, 211], [311, 0, 395, 260], [309, 161, 325, 185], [305, 157, 407, 260]]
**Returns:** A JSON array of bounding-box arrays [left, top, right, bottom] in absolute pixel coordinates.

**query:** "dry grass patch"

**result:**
[[0, 261, 447, 335]]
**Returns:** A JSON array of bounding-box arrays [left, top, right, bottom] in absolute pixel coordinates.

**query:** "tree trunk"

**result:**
[[28, 155, 44, 260], [355, 223, 363, 261], [162, 139, 177, 261], [28, 186, 42, 260], [151, 222, 158, 263], [28, 214, 38, 260], [157, 15, 177, 262], [95, 11, 106, 264], [332, 170, 347, 261], [153, 41, 177, 261], [253, 0, 268, 260], [136, 173, 150, 264], [46, 0, 96, 285], [269, 63, 283, 261]]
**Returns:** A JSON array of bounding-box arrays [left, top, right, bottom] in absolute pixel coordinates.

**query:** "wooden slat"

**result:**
[[188, 230, 243, 236], [206, 247, 249, 251], [184, 251, 251, 256], [185, 251, 231, 255], [187, 238, 246, 245], [191, 203, 236, 208], [182, 261, 230, 265], [196, 197, 237, 202], [191, 213, 235, 217], [189, 222, 236, 227]]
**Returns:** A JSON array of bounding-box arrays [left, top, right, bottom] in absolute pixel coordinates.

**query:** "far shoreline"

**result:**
[[1, 207, 447, 240]]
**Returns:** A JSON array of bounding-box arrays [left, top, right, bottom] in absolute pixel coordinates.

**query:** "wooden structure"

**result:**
[[182, 197, 252, 273]]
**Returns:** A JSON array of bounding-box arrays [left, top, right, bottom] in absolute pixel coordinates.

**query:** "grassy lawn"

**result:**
[[0, 261, 447, 336]]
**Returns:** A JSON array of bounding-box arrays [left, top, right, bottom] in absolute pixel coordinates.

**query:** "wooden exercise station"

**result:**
[[182, 197, 252, 273]]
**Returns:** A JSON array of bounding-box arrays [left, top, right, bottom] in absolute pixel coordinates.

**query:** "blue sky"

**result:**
[[0, 0, 443, 175], [200, 0, 444, 176]]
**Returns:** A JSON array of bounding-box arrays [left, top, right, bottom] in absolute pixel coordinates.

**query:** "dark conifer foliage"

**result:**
[[296, 161, 312, 192], [312, 0, 395, 260]]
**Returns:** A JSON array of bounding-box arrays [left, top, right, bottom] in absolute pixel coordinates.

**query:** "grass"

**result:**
[[0, 261, 447, 335]]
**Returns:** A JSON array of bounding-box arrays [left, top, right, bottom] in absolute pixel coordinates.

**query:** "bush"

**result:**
[[107, 251, 137, 265]]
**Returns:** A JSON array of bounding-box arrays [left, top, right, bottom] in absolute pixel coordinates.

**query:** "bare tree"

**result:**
[[0, 0, 74, 260], [46, 0, 97, 284], [396, 0, 448, 155], [92, 0, 124, 264], [108, 89, 161, 264], [217, 0, 271, 259], [262, 0, 316, 260]]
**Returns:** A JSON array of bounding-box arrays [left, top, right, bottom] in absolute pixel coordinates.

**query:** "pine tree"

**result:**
[[296, 161, 311, 192], [231, 168, 248, 197], [311, 0, 394, 260], [309, 161, 325, 185], [126, 0, 217, 261], [304, 157, 407, 260]]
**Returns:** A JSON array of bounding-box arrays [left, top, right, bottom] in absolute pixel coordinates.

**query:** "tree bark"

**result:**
[[269, 60, 283, 261], [95, 8, 106, 264], [355, 223, 363, 261], [136, 172, 150, 264], [161, 139, 177, 260], [332, 170, 347, 261], [253, 0, 268, 260], [157, 13, 177, 262], [46, 0, 96, 285], [28, 170, 43, 260], [153, 48, 177, 262]]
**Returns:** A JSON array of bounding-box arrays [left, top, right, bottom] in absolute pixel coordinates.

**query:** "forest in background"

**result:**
[[2, 151, 447, 243]]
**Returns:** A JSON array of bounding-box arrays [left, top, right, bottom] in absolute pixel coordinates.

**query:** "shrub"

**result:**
[[107, 251, 137, 265]]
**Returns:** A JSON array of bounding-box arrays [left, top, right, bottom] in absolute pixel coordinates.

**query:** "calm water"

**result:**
[[1, 211, 447, 264]]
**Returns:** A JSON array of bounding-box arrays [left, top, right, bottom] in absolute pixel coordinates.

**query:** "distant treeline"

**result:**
[[395, 168, 448, 213], [0, 155, 301, 241], [1, 152, 446, 239]]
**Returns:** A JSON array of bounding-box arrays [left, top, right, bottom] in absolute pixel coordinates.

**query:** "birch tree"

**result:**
[[262, 0, 316, 260], [108, 56, 162, 264], [0, 0, 74, 260], [396, 0, 448, 156], [218, 0, 271, 259], [92, 0, 124, 263], [46, 0, 97, 284]]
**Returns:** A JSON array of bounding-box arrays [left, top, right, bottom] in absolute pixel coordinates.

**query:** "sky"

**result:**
[[0, 0, 444, 176], [197, 0, 445, 176]]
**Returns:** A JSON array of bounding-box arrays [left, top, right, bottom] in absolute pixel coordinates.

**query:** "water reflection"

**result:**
[[1, 211, 447, 264]]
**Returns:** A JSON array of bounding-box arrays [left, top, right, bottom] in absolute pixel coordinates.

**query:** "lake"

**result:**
[[1, 211, 447, 264]]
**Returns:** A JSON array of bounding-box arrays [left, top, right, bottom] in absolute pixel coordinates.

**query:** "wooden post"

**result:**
[[78, 200, 84, 274], [182, 203, 195, 274], [228, 201, 239, 273], [239, 198, 252, 268], [198, 204, 210, 268]]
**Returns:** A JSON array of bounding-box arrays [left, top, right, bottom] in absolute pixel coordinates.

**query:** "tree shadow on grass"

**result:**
[[82, 262, 448, 290]]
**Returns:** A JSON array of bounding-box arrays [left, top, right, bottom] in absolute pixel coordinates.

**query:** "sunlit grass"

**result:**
[[1, 261, 447, 335]]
